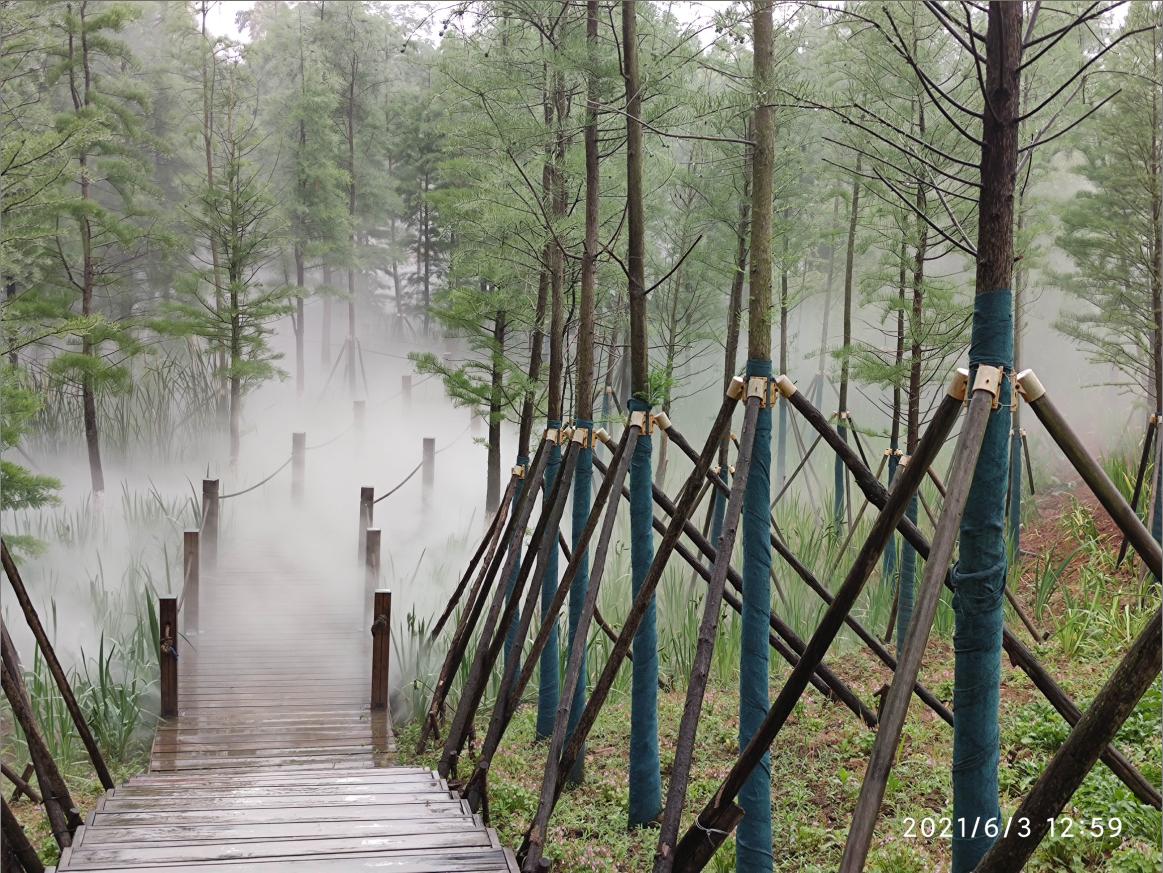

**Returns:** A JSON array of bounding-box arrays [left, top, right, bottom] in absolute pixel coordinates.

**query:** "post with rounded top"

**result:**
[[422, 437, 436, 494], [365, 528, 382, 588], [159, 596, 178, 719], [358, 487, 375, 560], [183, 530, 199, 633], [371, 588, 392, 711], [291, 432, 306, 502], [201, 479, 219, 568]]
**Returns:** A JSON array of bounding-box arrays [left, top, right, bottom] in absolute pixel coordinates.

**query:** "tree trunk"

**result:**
[[69, 4, 105, 495], [322, 266, 332, 367], [622, 0, 661, 829], [952, 5, 1021, 870], [566, 0, 601, 785], [737, 3, 776, 869], [833, 159, 861, 530], [814, 197, 840, 409], [200, 1, 227, 423], [486, 306, 505, 514], [294, 246, 306, 397], [229, 279, 242, 468]]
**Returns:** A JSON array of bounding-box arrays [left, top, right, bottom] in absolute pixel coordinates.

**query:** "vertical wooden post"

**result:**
[[422, 437, 436, 493], [183, 530, 199, 633], [201, 479, 219, 569], [365, 528, 382, 588], [358, 487, 375, 560], [291, 432, 306, 501], [371, 588, 392, 711], [159, 596, 178, 719], [353, 400, 366, 432], [402, 374, 413, 407]]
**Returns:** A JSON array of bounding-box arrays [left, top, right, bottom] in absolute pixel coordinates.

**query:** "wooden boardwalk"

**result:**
[[53, 541, 518, 872]]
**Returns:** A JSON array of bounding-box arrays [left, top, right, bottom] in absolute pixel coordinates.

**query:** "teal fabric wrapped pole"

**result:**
[[738, 359, 773, 872], [710, 467, 728, 546], [1007, 429, 1022, 554], [951, 289, 1012, 872], [566, 419, 593, 785], [626, 397, 660, 826], [536, 425, 563, 740], [776, 397, 788, 492], [896, 494, 918, 654], [503, 454, 530, 671], [881, 451, 899, 585]]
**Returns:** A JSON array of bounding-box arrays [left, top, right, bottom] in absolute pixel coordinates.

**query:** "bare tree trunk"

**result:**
[[70, 2, 104, 495], [814, 197, 840, 408], [294, 246, 306, 396], [200, 1, 227, 422], [833, 158, 861, 529], [321, 267, 332, 367], [487, 305, 505, 514]]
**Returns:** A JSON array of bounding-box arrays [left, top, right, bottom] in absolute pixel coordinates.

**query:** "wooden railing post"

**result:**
[[365, 528, 381, 588], [201, 478, 219, 569], [159, 596, 178, 719], [291, 432, 306, 502], [183, 530, 199, 633], [358, 487, 375, 560], [422, 437, 435, 493], [371, 588, 392, 710]]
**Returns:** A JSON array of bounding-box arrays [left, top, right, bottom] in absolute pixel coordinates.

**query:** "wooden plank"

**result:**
[[93, 801, 471, 827], [77, 816, 481, 846], [59, 849, 517, 872], [99, 791, 457, 813]]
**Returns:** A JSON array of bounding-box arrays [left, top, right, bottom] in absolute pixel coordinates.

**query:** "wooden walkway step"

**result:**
[[54, 535, 517, 872]]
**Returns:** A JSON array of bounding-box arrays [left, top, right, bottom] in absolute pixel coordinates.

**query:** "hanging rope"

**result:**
[[372, 422, 474, 506], [218, 457, 293, 500]]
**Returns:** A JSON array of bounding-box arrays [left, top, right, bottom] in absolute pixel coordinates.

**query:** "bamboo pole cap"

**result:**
[[948, 368, 970, 401], [1016, 369, 1045, 403], [727, 376, 746, 400], [775, 374, 797, 398], [653, 411, 672, 431], [594, 427, 612, 446]]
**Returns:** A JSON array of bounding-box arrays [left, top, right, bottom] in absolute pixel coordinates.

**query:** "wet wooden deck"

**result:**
[[54, 543, 518, 872]]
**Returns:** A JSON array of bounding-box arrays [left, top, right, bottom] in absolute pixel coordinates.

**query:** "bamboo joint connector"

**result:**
[[948, 368, 970, 401], [629, 410, 652, 433], [746, 376, 777, 407], [570, 427, 598, 448], [972, 364, 1005, 409], [1015, 368, 1046, 403], [512, 465, 526, 479]]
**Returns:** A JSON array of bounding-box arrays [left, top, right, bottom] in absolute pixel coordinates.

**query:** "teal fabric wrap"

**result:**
[[738, 359, 773, 873], [502, 454, 530, 672], [566, 418, 593, 784], [833, 423, 848, 531], [881, 450, 899, 587], [627, 397, 661, 826], [1007, 430, 1022, 555], [776, 397, 788, 492], [951, 289, 1012, 872], [711, 467, 728, 550], [536, 425, 563, 740], [896, 496, 918, 654]]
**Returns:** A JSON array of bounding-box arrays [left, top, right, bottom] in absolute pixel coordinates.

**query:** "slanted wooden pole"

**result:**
[[201, 478, 219, 569], [183, 531, 199, 633], [365, 528, 381, 588], [422, 437, 436, 493], [841, 373, 1000, 872], [0, 622, 81, 847], [8, 764, 34, 803], [1, 762, 41, 805], [0, 542, 115, 790], [1018, 372, 1161, 577], [358, 487, 374, 561], [1116, 414, 1158, 568], [2, 796, 45, 873], [370, 589, 392, 710], [159, 596, 178, 719], [291, 432, 307, 501], [975, 607, 1162, 872]]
